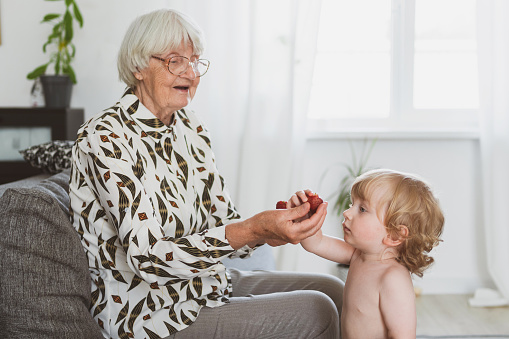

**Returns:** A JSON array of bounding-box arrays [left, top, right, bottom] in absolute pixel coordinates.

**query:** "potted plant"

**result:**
[[27, 0, 83, 108], [320, 138, 377, 217]]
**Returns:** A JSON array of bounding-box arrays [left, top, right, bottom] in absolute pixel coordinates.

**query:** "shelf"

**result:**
[[0, 107, 84, 184]]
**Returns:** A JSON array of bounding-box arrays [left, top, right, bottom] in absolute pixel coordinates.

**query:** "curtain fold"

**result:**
[[274, 0, 323, 270], [476, 0, 509, 304], [173, 0, 322, 270], [232, 0, 322, 270], [235, 0, 298, 217]]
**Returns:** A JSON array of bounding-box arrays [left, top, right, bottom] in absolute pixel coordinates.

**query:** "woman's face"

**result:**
[[134, 42, 200, 124]]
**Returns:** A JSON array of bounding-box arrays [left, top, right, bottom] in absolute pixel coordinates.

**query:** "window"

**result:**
[[307, 0, 478, 135]]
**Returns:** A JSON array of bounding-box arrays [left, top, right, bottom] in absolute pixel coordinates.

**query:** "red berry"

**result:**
[[276, 201, 287, 209], [306, 193, 323, 214]]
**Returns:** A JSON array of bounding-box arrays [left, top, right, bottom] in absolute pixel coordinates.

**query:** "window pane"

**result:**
[[308, 0, 391, 119], [414, 0, 478, 109]]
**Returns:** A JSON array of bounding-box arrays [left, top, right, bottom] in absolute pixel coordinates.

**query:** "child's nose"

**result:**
[[343, 208, 351, 219]]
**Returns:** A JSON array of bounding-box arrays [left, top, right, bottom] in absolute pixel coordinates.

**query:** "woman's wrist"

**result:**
[[225, 218, 264, 250]]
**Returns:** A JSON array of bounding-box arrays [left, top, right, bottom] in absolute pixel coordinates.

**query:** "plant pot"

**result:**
[[40, 75, 73, 108]]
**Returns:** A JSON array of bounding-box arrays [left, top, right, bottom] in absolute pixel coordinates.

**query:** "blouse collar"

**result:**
[[119, 87, 178, 140]]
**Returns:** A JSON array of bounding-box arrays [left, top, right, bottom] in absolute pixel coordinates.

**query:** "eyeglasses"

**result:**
[[151, 55, 210, 77]]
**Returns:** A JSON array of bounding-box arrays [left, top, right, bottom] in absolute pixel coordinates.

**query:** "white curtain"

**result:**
[[234, 0, 322, 215], [176, 0, 322, 269], [477, 0, 509, 303], [233, 0, 323, 270]]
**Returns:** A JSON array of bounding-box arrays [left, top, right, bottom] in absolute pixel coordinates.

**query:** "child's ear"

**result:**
[[383, 225, 409, 247]]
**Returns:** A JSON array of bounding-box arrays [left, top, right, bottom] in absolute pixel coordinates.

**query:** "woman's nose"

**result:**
[[180, 62, 197, 80]]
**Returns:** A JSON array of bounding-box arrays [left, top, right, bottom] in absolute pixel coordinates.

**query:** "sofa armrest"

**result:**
[[0, 173, 51, 197]]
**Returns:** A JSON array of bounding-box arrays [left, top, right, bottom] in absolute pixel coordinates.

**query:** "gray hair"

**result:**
[[117, 9, 205, 88]]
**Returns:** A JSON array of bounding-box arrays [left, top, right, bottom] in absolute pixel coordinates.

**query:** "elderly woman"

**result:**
[[69, 9, 343, 339]]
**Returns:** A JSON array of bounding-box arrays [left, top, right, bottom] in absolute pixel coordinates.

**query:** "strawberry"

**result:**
[[306, 192, 323, 214], [275, 193, 323, 214], [276, 201, 287, 209]]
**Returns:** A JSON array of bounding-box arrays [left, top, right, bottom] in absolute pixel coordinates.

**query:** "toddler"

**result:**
[[294, 169, 444, 339]]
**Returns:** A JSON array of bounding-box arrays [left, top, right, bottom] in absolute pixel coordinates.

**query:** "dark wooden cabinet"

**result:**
[[0, 107, 84, 184]]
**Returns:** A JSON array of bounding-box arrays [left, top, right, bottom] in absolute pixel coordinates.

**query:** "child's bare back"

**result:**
[[341, 250, 416, 339]]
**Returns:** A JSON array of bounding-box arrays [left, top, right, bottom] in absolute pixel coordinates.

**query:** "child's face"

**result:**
[[342, 191, 389, 254]]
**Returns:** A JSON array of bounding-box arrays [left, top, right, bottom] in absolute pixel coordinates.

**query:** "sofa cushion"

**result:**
[[0, 187, 103, 338], [0, 173, 51, 198]]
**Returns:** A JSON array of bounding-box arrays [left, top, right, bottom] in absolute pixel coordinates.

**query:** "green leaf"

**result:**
[[55, 53, 61, 74], [64, 10, 73, 42], [49, 32, 61, 41], [42, 13, 60, 22], [330, 138, 378, 217], [66, 66, 77, 84], [52, 22, 63, 36], [27, 64, 49, 80], [65, 0, 72, 7], [72, 2, 84, 27]]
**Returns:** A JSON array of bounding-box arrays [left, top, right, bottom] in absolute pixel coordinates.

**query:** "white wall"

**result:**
[[0, 0, 493, 294], [0, 0, 173, 115]]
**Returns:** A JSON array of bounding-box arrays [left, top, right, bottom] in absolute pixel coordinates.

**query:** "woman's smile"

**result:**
[[173, 85, 189, 92]]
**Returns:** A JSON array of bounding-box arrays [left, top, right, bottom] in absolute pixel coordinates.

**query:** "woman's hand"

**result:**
[[225, 197, 327, 249], [288, 189, 325, 250], [287, 189, 315, 222]]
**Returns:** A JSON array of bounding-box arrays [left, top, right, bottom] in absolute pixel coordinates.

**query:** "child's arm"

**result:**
[[301, 232, 355, 265], [289, 190, 355, 265], [379, 266, 417, 339]]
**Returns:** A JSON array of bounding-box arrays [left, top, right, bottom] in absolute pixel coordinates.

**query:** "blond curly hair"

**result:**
[[350, 169, 444, 277]]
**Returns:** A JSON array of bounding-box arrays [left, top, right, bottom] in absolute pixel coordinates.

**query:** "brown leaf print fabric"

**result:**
[[69, 88, 252, 338]]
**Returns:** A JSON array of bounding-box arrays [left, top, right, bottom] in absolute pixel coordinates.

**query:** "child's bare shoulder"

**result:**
[[380, 260, 413, 290]]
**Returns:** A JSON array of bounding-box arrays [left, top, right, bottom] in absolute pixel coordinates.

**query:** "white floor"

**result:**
[[416, 294, 509, 337]]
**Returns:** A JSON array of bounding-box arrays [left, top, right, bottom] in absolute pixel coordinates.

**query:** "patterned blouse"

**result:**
[[69, 88, 253, 338]]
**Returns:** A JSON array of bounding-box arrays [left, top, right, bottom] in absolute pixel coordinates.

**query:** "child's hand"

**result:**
[[276, 190, 312, 222], [289, 190, 324, 219], [277, 190, 324, 212], [274, 191, 326, 238], [287, 190, 310, 208]]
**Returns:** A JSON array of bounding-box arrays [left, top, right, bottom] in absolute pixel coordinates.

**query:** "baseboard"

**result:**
[[413, 277, 497, 295]]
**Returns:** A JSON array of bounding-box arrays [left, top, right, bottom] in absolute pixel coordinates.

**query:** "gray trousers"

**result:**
[[166, 269, 344, 339]]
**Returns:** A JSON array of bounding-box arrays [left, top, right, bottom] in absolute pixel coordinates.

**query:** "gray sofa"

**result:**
[[0, 170, 275, 338]]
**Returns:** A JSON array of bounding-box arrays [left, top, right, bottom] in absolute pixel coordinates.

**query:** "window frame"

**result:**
[[306, 0, 479, 138]]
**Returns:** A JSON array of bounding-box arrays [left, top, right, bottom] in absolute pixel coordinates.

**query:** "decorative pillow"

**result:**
[[19, 140, 74, 174]]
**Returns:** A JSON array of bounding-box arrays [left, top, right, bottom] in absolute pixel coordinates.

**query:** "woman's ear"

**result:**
[[383, 225, 409, 247], [133, 66, 145, 81], [134, 71, 143, 81]]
